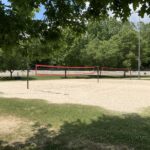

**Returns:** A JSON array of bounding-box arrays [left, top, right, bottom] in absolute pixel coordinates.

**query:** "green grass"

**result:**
[[1, 75, 150, 81], [0, 98, 150, 150], [0, 76, 63, 81], [0, 98, 108, 127]]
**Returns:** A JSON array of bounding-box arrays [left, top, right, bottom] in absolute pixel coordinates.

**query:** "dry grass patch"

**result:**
[[0, 116, 34, 143]]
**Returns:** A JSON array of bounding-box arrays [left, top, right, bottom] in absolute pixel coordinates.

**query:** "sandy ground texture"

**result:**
[[0, 116, 22, 135], [0, 116, 34, 143], [0, 79, 150, 113]]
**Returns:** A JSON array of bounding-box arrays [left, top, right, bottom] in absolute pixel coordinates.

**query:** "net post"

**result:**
[[35, 65, 37, 76], [129, 68, 132, 80], [27, 68, 29, 89], [123, 71, 126, 78], [64, 68, 67, 78], [97, 66, 100, 83], [26, 47, 30, 89], [100, 67, 102, 77]]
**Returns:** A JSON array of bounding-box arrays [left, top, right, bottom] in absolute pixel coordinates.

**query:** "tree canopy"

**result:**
[[0, 0, 150, 74], [0, 0, 150, 47], [35, 18, 149, 70]]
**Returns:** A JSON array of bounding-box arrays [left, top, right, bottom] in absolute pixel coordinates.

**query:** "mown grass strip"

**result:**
[[0, 98, 108, 127]]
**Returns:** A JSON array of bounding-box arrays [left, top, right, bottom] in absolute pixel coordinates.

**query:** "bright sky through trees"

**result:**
[[2, 0, 149, 23]]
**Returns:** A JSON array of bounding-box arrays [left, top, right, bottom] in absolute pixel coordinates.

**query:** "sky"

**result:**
[[2, 0, 150, 23], [130, 13, 150, 24]]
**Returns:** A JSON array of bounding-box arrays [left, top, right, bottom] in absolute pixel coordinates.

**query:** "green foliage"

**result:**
[[35, 18, 149, 70], [116, 23, 139, 69], [87, 18, 122, 41], [85, 38, 120, 66], [0, 0, 149, 48], [140, 23, 150, 68], [123, 52, 137, 69], [0, 47, 26, 78], [0, 1, 149, 71], [0, 10, 150, 71]]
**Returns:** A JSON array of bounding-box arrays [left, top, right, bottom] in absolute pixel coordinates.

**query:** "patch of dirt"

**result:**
[[0, 116, 34, 143], [0, 116, 22, 135]]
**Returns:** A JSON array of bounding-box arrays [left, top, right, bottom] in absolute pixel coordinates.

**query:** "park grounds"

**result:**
[[0, 70, 150, 149], [1, 70, 150, 112]]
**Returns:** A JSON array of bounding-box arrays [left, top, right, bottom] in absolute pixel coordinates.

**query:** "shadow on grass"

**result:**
[[0, 75, 145, 81], [0, 113, 150, 150], [0, 76, 36, 81]]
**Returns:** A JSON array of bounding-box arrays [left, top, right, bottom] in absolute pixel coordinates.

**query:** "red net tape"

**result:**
[[35, 64, 97, 76], [36, 64, 96, 69]]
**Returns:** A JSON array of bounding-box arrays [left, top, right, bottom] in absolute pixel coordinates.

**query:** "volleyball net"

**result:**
[[35, 64, 131, 78], [35, 64, 97, 77], [100, 67, 131, 77]]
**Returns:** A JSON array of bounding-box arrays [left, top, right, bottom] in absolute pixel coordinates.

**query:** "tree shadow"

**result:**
[[0, 76, 36, 81], [1, 75, 150, 81], [0, 75, 138, 81], [0, 113, 150, 150]]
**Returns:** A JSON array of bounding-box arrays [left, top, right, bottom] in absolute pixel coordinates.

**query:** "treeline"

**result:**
[[0, 18, 150, 77], [36, 18, 150, 69]]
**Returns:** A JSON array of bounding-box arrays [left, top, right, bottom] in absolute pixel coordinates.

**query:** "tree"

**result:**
[[84, 37, 120, 67], [74, 18, 122, 67], [140, 23, 150, 69], [6, 0, 150, 21], [111, 23, 139, 69], [87, 18, 122, 41], [0, 0, 150, 49], [0, 47, 26, 78]]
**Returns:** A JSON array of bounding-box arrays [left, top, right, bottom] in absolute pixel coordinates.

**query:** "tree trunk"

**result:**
[[27, 68, 29, 89]]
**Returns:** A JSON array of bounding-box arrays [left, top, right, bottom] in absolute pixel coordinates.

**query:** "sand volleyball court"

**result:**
[[0, 79, 150, 113]]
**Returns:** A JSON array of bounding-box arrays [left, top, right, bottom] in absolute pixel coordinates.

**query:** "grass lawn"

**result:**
[[1, 75, 150, 83], [0, 98, 150, 150], [1, 74, 147, 81]]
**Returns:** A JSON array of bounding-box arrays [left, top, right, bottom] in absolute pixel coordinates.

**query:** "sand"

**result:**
[[0, 116, 23, 135], [0, 79, 150, 113]]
